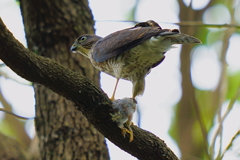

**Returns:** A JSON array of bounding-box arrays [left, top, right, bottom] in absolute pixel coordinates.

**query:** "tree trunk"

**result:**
[[177, 4, 201, 158], [175, 1, 216, 160], [19, 0, 109, 159]]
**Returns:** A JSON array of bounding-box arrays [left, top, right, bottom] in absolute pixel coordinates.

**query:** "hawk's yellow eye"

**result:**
[[79, 36, 87, 43]]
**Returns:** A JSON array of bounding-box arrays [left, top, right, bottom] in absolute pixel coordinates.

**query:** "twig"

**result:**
[[96, 20, 240, 28], [0, 108, 34, 120], [220, 130, 240, 159], [210, 87, 240, 159]]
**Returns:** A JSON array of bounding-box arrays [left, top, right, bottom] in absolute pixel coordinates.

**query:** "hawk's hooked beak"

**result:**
[[70, 44, 77, 53]]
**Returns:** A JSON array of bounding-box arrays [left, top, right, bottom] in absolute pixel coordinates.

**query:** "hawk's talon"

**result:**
[[121, 127, 134, 142], [121, 128, 127, 137], [110, 98, 136, 142]]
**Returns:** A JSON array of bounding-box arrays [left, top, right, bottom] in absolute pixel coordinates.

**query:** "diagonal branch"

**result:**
[[0, 18, 178, 160]]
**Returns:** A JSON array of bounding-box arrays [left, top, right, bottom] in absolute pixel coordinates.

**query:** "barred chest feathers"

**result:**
[[90, 35, 171, 81]]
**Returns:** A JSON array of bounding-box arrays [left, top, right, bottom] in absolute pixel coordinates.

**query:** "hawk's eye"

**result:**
[[79, 36, 87, 43]]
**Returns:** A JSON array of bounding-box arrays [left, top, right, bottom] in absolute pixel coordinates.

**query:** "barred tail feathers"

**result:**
[[144, 31, 201, 53], [161, 33, 201, 44]]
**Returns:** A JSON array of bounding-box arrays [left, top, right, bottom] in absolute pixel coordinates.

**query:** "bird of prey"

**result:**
[[71, 20, 201, 101]]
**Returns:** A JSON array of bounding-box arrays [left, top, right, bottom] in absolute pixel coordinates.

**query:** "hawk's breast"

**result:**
[[91, 36, 169, 80], [115, 43, 165, 81]]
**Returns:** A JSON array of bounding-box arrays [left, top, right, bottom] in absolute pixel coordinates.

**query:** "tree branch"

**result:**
[[0, 18, 178, 160]]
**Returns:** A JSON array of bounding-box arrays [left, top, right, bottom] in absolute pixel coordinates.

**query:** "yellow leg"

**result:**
[[132, 97, 137, 104], [110, 78, 119, 100], [121, 122, 134, 142], [132, 89, 138, 104]]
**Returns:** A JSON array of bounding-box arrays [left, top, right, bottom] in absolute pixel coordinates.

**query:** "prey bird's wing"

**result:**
[[92, 26, 170, 63]]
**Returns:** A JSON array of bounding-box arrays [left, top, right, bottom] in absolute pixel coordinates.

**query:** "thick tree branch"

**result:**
[[0, 18, 178, 160]]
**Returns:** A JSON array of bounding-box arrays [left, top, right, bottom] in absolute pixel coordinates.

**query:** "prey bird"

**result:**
[[71, 20, 201, 101]]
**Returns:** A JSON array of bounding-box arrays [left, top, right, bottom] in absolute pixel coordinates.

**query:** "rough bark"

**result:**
[[19, 0, 109, 159], [0, 18, 179, 160]]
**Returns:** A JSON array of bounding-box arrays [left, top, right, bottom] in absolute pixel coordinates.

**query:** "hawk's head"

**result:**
[[70, 34, 102, 58]]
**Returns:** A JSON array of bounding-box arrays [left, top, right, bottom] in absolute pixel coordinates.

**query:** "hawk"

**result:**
[[71, 20, 201, 101]]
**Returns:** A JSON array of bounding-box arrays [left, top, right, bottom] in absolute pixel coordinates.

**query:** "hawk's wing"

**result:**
[[92, 26, 172, 63]]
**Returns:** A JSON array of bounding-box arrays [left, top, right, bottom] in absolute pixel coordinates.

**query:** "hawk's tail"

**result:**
[[160, 31, 201, 44]]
